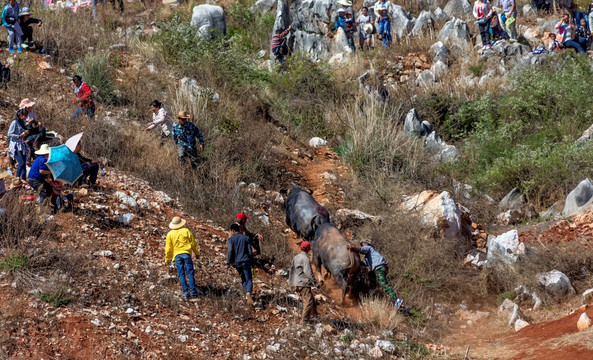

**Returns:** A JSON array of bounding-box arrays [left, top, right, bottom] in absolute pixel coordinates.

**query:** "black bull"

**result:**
[[285, 188, 359, 304], [285, 188, 330, 241]]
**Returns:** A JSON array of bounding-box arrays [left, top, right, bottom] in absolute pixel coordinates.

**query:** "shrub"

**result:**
[[40, 287, 71, 307], [0, 254, 28, 272], [78, 51, 115, 104]]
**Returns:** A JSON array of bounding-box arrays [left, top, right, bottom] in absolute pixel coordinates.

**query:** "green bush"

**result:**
[[40, 287, 71, 307], [446, 53, 593, 205], [79, 51, 115, 104], [0, 254, 28, 272]]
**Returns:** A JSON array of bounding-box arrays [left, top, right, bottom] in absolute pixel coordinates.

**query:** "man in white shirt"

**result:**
[[144, 100, 173, 138]]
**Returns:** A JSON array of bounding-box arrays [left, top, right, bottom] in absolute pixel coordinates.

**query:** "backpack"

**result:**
[[532, 46, 549, 55]]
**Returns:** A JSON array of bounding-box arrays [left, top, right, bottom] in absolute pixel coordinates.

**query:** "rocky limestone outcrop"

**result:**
[[486, 230, 526, 264], [536, 269, 576, 299], [562, 178, 593, 218], [439, 18, 472, 53], [404, 108, 459, 162], [191, 5, 226, 38], [410, 10, 435, 36], [401, 190, 472, 243], [251, 0, 276, 15], [498, 299, 527, 328], [443, 0, 472, 20]]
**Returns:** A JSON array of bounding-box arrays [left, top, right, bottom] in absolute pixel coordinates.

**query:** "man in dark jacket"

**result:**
[[172, 110, 204, 169], [74, 142, 100, 187], [227, 223, 254, 306]]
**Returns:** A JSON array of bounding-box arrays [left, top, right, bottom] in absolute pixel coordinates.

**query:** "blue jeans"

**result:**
[[378, 18, 391, 47], [14, 150, 26, 180], [174, 253, 198, 298], [72, 105, 96, 120], [235, 261, 253, 295], [564, 39, 585, 53]]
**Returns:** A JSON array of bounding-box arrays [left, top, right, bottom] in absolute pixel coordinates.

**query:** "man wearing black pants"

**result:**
[[18, 7, 41, 46]]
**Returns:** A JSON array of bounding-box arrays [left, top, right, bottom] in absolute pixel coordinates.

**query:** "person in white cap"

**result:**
[[20, 98, 45, 153], [27, 144, 53, 204], [165, 216, 201, 301]]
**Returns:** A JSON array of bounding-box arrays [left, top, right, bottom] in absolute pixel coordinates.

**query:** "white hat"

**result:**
[[34, 144, 51, 156], [337, 7, 345, 13], [364, 23, 374, 34]]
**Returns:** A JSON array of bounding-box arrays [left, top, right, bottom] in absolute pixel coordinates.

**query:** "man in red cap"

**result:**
[[235, 212, 263, 258], [289, 241, 318, 323]]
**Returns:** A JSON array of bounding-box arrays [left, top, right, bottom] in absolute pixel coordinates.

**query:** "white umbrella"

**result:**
[[65, 132, 83, 152]]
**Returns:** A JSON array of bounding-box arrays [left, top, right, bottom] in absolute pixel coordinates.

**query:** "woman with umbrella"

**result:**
[[7, 108, 29, 180]]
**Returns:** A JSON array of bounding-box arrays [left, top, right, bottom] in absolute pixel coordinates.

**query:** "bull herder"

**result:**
[[288, 241, 318, 323], [347, 239, 403, 311]]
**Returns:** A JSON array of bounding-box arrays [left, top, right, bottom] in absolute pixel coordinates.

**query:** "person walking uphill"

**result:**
[[2, 0, 23, 52], [289, 241, 318, 323], [271, 25, 291, 67], [144, 100, 173, 140], [347, 239, 403, 311], [165, 216, 201, 301], [227, 223, 254, 306], [172, 111, 204, 169], [71, 75, 96, 120]]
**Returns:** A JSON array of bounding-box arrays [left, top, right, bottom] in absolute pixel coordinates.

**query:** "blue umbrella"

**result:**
[[46, 145, 83, 185]]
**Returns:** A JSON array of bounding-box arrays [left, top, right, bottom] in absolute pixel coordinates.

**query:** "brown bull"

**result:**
[[312, 223, 360, 305]]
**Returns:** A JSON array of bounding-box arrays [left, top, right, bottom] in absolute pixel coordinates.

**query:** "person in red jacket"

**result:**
[[71, 75, 95, 120]]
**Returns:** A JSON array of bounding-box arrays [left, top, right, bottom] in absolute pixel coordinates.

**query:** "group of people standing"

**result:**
[[474, 0, 518, 50], [2, 0, 43, 53]]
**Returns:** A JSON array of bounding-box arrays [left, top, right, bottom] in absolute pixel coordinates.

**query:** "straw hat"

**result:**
[[359, 239, 373, 247], [363, 23, 374, 34], [176, 111, 191, 119], [10, 178, 23, 189], [169, 216, 187, 230], [35, 144, 51, 156], [19, 98, 35, 109]]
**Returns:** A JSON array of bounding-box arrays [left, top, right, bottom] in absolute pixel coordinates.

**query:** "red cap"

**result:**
[[236, 212, 249, 221], [301, 241, 311, 251]]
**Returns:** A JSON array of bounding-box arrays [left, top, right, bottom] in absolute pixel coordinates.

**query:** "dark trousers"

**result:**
[[177, 146, 200, 168], [0, 67, 9, 82], [478, 20, 491, 45], [21, 25, 33, 43], [81, 162, 100, 185], [28, 178, 53, 203], [235, 261, 253, 295], [110, 0, 123, 12]]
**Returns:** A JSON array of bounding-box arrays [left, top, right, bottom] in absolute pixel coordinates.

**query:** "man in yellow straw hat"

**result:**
[[165, 216, 201, 301], [171, 110, 204, 169]]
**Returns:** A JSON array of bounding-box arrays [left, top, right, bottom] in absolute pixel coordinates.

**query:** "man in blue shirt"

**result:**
[[347, 239, 403, 311], [227, 223, 254, 306], [27, 144, 52, 203], [171, 111, 204, 169]]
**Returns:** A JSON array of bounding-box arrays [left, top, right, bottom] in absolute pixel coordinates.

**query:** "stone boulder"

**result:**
[[424, 131, 459, 162], [536, 270, 576, 299], [404, 108, 423, 136], [576, 123, 593, 144], [464, 250, 488, 269], [309, 137, 327, 147], [392, 5, 414, 39], [486, 230, 525, 264], [515, 319, 530, 332], [411, 10, 435, 36], [496, 210, 523, 226], [416, 70, 436, 87], [334, 209, 382, 229], [439, 18, 472, 53], [489, 41, 532, 67], [401, 190, 473, 243], [358, 71, 388, 101], [251, 0, 276, 15], [499, 188, 525, 211], [433, 7, 449, 22], [431, 60, 448, 81], [180, 77, 220, 102], [578, 312, 592, 331], [443, 0, 472, 20], [498, 299, 527, 328], [430, 41, 450, 64], [562, 178, 593, 218], [522, 28, 542, 48], [191, 5, 227, 38], [582, 288, 593, 303]]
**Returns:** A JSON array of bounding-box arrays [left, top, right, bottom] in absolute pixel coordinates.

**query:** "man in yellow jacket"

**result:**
[[165, 216, 201, 301]]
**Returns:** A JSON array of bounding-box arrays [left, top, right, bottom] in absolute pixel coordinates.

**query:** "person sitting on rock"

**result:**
[[548, 32, 563, 51], [347, 239, 404, 312], [27, 144, 53, 204], [172, 111, 204, 169], [271, 25, 292, 67], [289, 241, 318, 323], [73, 142, 100, 188], [165, 216, 201, 301], [576, 17, 590, 49], [556, 12, 585, 53], [18, 7, 41, 48], [489, 10, 509, 42], [20, 98, 45, 154], [0, 59, 10, 83]]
